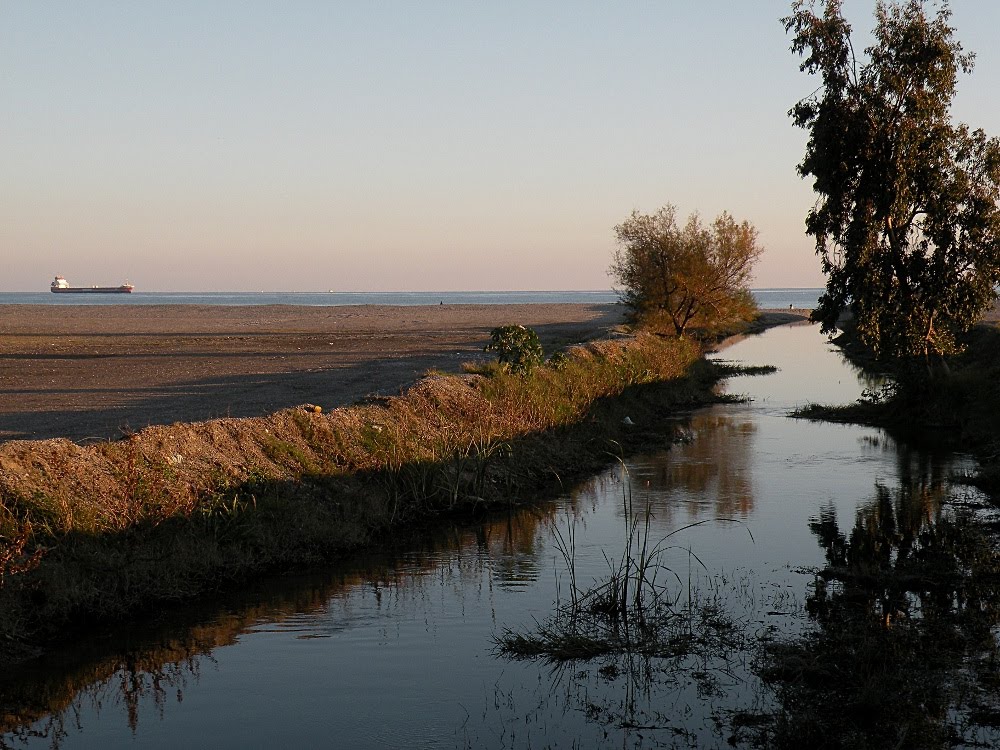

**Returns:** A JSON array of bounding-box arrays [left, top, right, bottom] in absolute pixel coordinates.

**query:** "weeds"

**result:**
[[0, 521, 42, 587], [262, 436, 319, 474], [377, 436, 511, 519]]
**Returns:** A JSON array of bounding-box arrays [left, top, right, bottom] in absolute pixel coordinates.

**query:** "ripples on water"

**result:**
[[3, 322, 995, 749]]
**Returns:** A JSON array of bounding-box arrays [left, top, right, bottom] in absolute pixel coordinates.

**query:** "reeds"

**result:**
[[496, 465, 751, 663]]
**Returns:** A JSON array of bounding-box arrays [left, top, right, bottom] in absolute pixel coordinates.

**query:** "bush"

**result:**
[[484, 325, 544, 375], [609, 204, 761, 336]]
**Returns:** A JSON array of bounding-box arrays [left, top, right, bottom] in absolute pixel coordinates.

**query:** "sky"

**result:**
[[3, 1, 1000, 293]]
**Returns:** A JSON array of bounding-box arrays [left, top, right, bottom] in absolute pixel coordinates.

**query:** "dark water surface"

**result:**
[[1, 322, 983, 748]]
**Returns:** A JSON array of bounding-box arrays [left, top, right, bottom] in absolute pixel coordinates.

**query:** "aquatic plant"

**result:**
[[495, 466, 752, 664]]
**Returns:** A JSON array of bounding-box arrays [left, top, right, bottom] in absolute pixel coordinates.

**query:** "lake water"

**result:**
[[0, 289, 823, 309], [2, 321, 981, 748]]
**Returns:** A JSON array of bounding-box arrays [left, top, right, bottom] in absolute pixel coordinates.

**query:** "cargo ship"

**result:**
[[50, 276, 134, 294]]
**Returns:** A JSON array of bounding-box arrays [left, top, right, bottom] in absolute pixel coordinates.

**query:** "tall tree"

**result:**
[[609, 205, 761, 336], [785, 0, 1000, 361]]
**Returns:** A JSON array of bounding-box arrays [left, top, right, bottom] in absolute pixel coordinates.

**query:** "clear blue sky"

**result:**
[[3, 1, 999, 292]]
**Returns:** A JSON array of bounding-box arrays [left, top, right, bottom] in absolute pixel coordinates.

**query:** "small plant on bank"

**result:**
[[484, 325, 544, 375], [546, 351, 570, 370]]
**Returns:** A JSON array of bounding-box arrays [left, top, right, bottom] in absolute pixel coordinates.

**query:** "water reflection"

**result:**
[[759, 479, 1000, 748], [0, 505, 558, 749], [628, 411, 758, 523]]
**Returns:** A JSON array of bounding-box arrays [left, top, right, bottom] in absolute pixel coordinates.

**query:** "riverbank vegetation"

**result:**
[[496, 475, 751, 672], [786, 0, 1000, 363], [795, 321, 1000, 485], [784, 0, 1000, 446], [776, 4, 1000, 738], [0, 509, 549, 744], [609, 204, 762, 336], [0, 330, 749, 664]]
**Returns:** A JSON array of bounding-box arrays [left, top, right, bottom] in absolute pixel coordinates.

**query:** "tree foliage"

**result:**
[[609, 205, 761, 336], [785, 0, 1000, 361], [484, 325, 544, 375]]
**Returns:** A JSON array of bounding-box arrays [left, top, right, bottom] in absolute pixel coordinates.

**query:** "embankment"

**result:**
[[0, 331, 730, 663]]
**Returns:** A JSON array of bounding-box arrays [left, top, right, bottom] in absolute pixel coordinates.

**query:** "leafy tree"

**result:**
[[785, 0, 1000, 362], [609, 205, 761, 336]]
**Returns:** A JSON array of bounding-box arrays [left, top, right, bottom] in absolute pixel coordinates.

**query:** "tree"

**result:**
[[785, 0, 1000, 362], [609, 205, 762, 336]]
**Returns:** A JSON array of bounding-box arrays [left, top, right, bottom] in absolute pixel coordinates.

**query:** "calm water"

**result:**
[[0, 289, 822, 309], [1, 321, 972, 749]]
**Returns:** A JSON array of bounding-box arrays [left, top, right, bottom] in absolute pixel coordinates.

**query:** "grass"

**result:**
[[0, 330, 737, 662], [492, 468, 764, 739]]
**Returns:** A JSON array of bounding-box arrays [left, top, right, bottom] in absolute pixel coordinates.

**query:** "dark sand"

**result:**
[[0, 304, 629, 443]]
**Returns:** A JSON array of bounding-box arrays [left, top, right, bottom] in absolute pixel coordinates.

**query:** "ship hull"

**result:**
[[51, 286, 133, 294]]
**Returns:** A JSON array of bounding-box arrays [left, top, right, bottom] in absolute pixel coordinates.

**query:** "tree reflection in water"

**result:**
[[628, 410, 758, 527], [755, 478, 1000, 748]]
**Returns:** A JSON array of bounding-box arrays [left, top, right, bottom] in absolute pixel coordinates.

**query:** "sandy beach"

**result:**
[[0, 303, 629, 443]]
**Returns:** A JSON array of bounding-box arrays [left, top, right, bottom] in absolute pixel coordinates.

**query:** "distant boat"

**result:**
[[50, 276, 134, 294]]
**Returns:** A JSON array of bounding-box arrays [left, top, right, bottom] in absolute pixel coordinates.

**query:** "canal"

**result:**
[[1, 322, 993, 748]]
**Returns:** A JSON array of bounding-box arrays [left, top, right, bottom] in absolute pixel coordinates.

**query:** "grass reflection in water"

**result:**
[[0, 505, 553, 749]]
